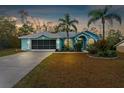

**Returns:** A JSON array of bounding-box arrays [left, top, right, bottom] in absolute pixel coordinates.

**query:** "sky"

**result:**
[[0, 5, 124, 34]]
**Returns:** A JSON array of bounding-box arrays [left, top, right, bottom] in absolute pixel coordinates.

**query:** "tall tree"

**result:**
[[0, 16, 19, 49], [19, 24, 34, 36], [88, 6, 122, 40], [58, 13, 78, 48], [19, 10, 29, 24], [42, 23, 48, 31]]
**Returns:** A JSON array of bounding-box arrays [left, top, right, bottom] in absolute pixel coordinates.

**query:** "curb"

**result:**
[[54, 52, 88, 53], [87, 54, 119, 59]]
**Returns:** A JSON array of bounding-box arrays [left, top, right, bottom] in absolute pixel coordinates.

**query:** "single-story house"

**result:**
[[19, 31, 100, 51], [116, 40, 124, 53]]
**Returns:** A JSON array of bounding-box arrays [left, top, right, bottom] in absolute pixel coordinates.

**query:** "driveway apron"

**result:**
[[0, 51, 52, 88]]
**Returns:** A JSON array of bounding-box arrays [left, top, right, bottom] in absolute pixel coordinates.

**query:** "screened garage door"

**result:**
[[32, 40, 56, 49]]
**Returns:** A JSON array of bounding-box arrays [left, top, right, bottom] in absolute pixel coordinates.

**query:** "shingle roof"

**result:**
[[19, 31, 78, 39], [115, 40, 124, 47], [19, 31, 101, 40]]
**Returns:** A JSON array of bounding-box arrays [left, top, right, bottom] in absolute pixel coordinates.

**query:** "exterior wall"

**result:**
[[21, 35, 63, 51], [20, 31, 100, 51], [56, 38, 76, 51], [56, 38, 64, 51], [62, 38, 75, 50], [117, 43, 124, 53], [71, 38, 75, 49], [117, 46, 124, 53], [21, 38, 31, 50]]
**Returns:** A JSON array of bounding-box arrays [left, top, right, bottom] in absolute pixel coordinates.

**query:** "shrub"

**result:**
[[87, 39, 117, 57], [105, 50, 117, 57], [97, 50, 117, 57], [60, 45, 74, 52], [87, 45, 97, 54], [94, 40, 108, 51], [96, 51, 105, 57], [63, 46, 70, 51]]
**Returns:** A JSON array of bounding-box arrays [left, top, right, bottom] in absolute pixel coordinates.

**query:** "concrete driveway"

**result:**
[[0, 51, 52, 88]]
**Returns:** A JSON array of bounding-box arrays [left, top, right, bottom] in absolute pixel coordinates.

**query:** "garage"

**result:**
[[32, 40, 56, 49], [116, 40, 124, 53]]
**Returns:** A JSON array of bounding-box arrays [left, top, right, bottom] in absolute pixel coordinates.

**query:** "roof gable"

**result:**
[[36, 35, 49, 40], [74, 31, 100, 41]]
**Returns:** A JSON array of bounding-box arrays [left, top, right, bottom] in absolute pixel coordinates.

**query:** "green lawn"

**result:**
[[15, 53, 124, 88], [0, 49, 21, 57]]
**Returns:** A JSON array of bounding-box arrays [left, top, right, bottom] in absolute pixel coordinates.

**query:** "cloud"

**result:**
[[1, 5, 124, 34], [88, 5, 105, 10]]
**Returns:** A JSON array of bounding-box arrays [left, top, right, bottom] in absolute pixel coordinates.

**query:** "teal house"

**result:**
[[19, 31, 100, 51]]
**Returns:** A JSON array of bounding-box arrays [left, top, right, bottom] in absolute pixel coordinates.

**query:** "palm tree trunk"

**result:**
[[102, 18, 105, 40], [66, 25, 70, 49], [67, 30, 69, 49]]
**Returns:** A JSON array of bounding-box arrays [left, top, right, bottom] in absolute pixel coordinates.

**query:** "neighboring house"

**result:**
[[116, 40, 124, 53], [19, 31, 100, 51]]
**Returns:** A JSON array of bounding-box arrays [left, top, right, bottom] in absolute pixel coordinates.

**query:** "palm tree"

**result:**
[[58, 13, 78, 48], [88, 6, 122, 40]]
